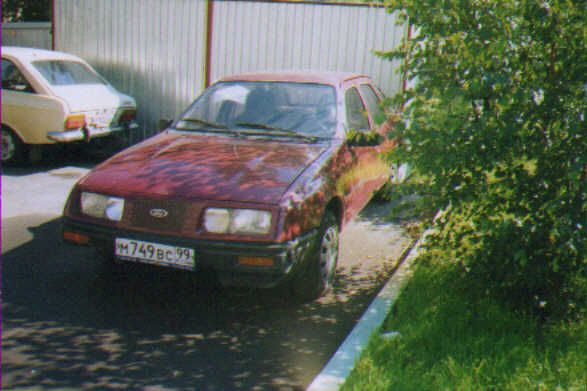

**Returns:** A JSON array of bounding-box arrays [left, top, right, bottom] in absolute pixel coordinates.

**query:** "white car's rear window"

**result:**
[[32, 60, 106, 86]]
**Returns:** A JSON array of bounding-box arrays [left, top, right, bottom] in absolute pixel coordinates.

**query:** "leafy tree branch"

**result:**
[[381, 0, 586, 320]]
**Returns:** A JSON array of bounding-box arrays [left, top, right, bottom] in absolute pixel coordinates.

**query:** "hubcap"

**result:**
[[319, 226, 339, 288], [2, 130, 16, 162]]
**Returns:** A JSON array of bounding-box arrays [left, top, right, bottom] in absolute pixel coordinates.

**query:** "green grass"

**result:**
[[342, 261, 587, 391]]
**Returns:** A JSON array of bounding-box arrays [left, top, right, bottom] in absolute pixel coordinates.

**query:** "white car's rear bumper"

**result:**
[[47, 122, 139, 143]]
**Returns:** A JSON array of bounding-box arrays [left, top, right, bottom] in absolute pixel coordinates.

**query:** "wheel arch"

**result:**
[[2, 123, 26, 143]]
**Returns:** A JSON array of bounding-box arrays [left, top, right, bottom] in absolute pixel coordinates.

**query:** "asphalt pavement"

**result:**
[[1, 153, 411, 390]]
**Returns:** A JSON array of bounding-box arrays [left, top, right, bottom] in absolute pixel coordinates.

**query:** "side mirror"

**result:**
[[158, 118, 173, 131]]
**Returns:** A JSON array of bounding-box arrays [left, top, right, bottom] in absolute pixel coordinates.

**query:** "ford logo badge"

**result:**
[[150, 208, 169, 218]]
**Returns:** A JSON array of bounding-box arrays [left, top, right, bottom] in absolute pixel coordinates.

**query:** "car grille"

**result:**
[[128, 199, 191, 233]]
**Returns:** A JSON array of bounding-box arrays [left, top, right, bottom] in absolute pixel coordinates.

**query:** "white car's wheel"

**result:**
[[2, 127, 25, 164]]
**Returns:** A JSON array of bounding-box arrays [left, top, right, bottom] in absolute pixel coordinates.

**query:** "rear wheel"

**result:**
[[2, 127, 26, 164], [290, 211, 340, 301]]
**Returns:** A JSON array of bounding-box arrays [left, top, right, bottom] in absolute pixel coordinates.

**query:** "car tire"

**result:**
[[290, 211, 340, 301], [2, 127, 26, 165]]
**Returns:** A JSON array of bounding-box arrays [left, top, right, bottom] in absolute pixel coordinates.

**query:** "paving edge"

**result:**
[[306, 235, 426, 391]]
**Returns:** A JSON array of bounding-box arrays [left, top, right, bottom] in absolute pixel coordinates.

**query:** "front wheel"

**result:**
[[290, 212, 340, 301]]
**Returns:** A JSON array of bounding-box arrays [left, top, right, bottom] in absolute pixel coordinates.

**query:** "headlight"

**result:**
[[231, 209, 272, 235], [203, 208, 230, 233], [81, 192, 125, 221], [204, 208, 272, 235]]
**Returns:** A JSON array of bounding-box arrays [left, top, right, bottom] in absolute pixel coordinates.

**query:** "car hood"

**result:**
[[51, 84, 135, 112], [78, 132, 329, 204]]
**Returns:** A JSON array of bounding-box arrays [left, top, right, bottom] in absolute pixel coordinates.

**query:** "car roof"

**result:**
[[1, 46, 85, 63], [218, 70, 370, 87]]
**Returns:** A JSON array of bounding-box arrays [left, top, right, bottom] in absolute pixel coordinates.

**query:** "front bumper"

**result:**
[[47, 122, 139, 143], [62, 218, 319, 288]]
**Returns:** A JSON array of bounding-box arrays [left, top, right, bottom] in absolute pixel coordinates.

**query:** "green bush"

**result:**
[[345, 129, 383, 146], [382, 0, 586, 320]]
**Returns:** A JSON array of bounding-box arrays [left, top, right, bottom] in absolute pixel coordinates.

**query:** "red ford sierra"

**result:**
[[62, 71, 396, 300]]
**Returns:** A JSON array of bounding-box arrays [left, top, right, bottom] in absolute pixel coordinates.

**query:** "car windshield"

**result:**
[[177, 81, 337, 138], [32, 60, 106, 86]]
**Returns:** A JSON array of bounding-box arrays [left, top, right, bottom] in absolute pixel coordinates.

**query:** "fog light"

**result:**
[[63, 231, 89, 245], [238, 256, 275, 267]]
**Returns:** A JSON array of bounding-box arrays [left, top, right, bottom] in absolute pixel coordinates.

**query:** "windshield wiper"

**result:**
[[177, 117, 228, 130], [176, 117, 245, 137], [235, 122, 317, 142]]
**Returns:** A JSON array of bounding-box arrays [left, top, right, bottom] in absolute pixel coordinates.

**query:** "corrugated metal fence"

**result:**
[[210, 2, 404, 93], [54, 0, 208, 138], [2, 22, 52, 49], [51, 0, 406, 138]]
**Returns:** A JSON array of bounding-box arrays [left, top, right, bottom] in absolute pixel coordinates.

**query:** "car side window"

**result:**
[[2, 59, 35, 93], [345, 87, 370, 131], [359, 84, 385, 126]]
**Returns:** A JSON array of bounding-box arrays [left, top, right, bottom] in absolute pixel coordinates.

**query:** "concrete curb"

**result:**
[[306, 236, 425, 391]]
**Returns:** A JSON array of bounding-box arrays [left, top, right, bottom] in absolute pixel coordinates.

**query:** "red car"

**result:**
[[62, 71, 395, 300]]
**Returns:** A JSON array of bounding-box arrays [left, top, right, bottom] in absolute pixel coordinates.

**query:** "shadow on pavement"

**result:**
[[2, 215, 399, 390], [0, 143, 111, 177]]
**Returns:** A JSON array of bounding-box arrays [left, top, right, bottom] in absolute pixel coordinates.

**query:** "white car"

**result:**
[[1, 46, 138, 164]]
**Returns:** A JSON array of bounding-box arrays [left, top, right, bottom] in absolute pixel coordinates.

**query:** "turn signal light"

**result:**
[[65, 114, 86, 130], [118, 109, 136, 123], [238, 256, 275, 267], [63, 231, 89, 245]]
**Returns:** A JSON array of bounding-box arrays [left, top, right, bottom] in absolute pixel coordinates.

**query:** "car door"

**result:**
[[1, 58, 67, 144], [339, 83, 390, 221]]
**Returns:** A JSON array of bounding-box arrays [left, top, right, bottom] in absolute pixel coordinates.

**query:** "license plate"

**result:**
[[87, 109, 115, 128], [115, 238, 195, 270]]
